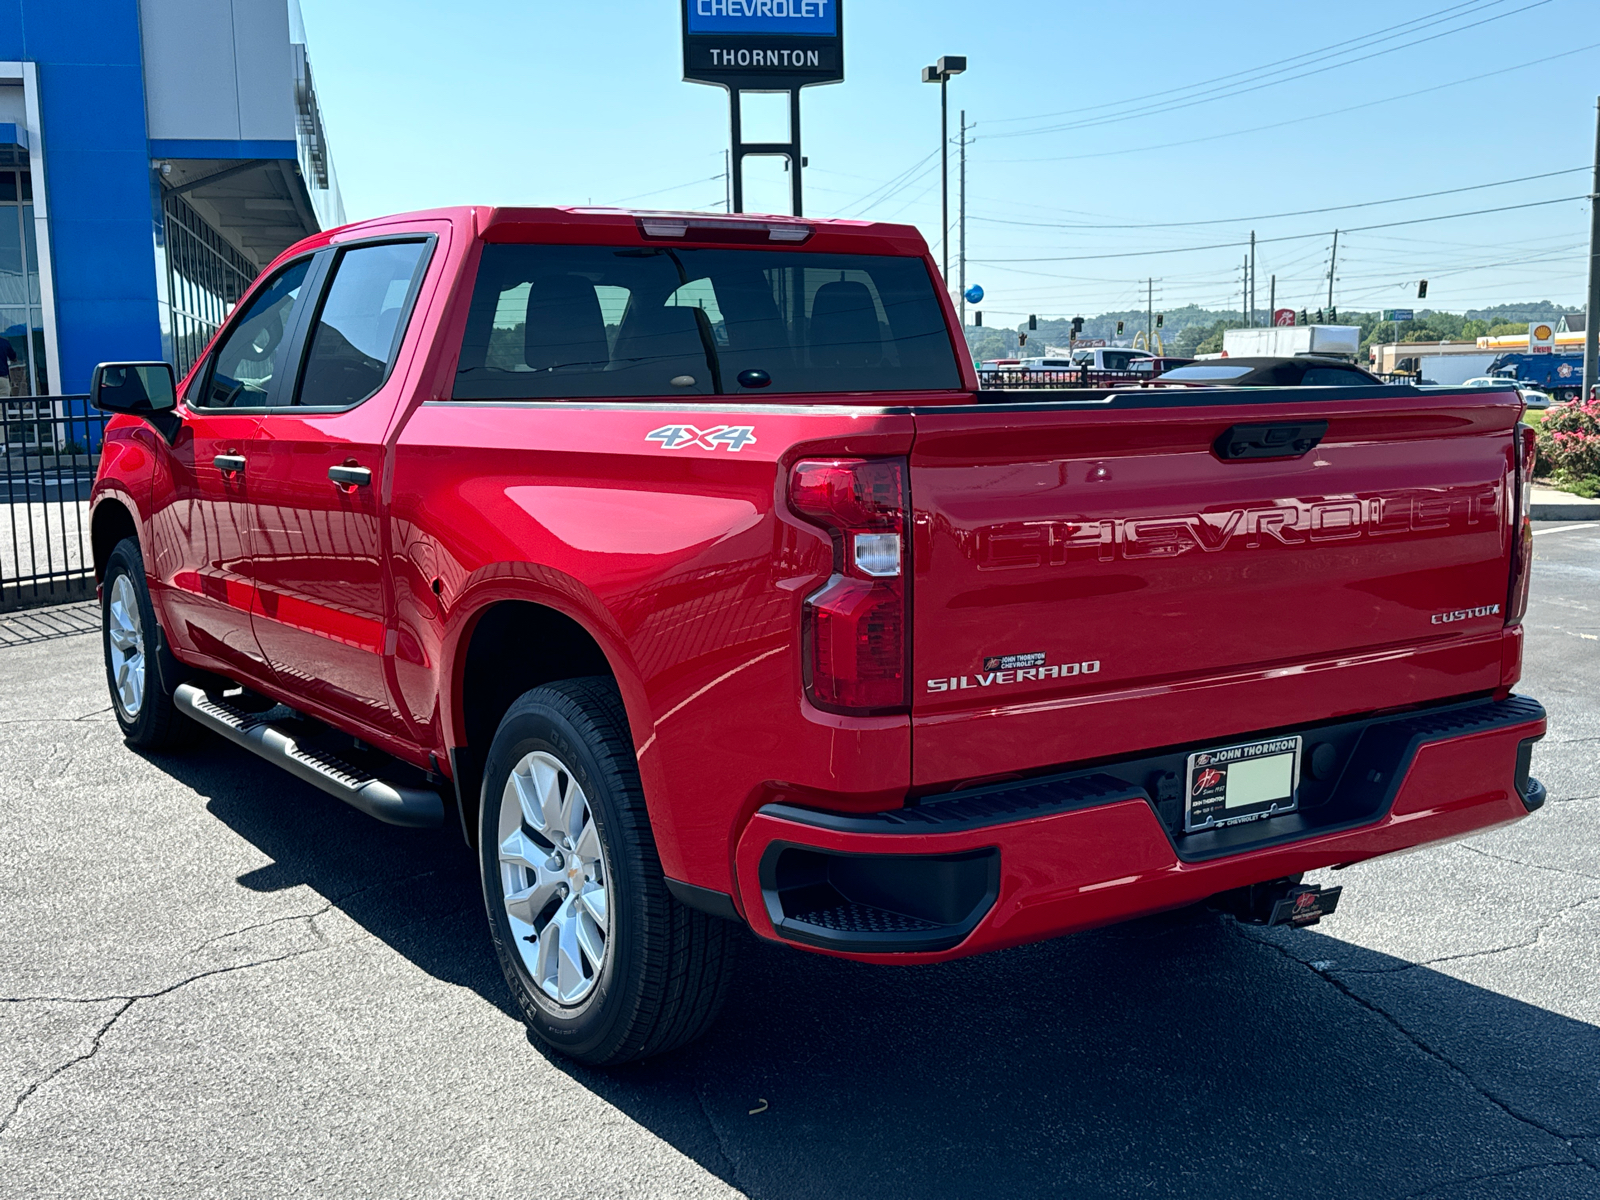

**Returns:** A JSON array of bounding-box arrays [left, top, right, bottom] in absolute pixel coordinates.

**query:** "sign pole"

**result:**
[[681, 0, 843, 218], [1585, 94, 1600, 402]]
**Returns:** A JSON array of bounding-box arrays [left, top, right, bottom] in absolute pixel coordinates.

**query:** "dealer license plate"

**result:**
[[1184, 735, 1302, 833]]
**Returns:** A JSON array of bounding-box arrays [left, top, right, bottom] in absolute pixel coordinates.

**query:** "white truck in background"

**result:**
[[1222, 325, 1361, 360]]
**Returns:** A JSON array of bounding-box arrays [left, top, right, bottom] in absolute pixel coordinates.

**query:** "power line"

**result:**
[[971, 167, 1588, 232], [984, 40, 1598, 165], [982, 0, 1508, 128], [985, 0, 1552, 139], [969, 195, 1589, 263]]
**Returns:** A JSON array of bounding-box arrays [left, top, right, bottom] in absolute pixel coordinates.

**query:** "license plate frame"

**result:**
[[1184, 735, 1303, 833]]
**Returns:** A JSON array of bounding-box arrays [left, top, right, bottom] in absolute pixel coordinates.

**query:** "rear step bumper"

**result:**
[[175, 684, 444, 828], [734, 695, 1546, 962]]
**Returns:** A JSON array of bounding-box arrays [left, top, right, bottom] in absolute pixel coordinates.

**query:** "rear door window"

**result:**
[[454, 244, 959, 398], [288, 240, 431, 408]]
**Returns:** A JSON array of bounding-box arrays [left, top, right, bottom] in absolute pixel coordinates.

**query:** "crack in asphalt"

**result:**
[[691, 1079, 745, 1193], [1240, 926, 1600, 1175], [0, 947, 323, 1137], [1301, 894, 1600, 976], [0, 870, 442, 1138], [1400, 1160, 1594, 1199], [1458, 842, 1600, 882]]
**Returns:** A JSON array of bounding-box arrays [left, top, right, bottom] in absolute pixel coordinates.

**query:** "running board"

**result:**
[[174, 683, 444, 828]]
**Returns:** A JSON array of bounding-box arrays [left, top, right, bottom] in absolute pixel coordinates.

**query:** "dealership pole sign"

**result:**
[[683, 0, 843, 87], [682, 0, 844, 216]]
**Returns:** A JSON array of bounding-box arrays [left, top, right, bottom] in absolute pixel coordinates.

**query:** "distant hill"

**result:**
[[963, 301, 1583, 360]]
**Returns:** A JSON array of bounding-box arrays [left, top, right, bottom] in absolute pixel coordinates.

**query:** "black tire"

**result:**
[[478, 677, 736, 1066], [101, 538, 193, 750]]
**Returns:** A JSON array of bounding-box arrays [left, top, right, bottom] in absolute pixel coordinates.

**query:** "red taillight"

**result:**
[[1507, 422, 1536, 626], [790, 458, 908, 714]]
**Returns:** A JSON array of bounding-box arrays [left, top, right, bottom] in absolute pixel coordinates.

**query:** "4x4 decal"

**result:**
[[646, 424, 757, 452]]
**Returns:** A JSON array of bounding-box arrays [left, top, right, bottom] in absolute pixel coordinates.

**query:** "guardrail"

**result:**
[[1, 396, 108, 612]]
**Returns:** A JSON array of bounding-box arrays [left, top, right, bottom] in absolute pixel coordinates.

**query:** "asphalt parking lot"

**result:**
[[1, 526, 1597, 1200]]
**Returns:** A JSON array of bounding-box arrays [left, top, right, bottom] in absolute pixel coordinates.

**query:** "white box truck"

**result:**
[[1222, 325, 1361, 360]]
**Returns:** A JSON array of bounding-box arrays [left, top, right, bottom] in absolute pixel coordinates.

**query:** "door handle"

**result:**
[[213, 454, 246, 475], [328, 465, 372, 487]]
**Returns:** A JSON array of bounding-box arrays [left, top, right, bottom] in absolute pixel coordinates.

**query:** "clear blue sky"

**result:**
[[299, 0, 1600, 320]]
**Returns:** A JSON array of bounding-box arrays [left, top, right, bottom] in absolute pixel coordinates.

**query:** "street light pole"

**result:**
[[922, 56, 966, 292], [1585, 95, 1600, 402], [959, 110, 968, 328]]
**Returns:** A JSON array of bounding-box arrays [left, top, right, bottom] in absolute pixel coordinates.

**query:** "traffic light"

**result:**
[[1071, 316, 1085, 336], [1417, 280, 1428, 300], [1299, 309, 1308, 325], [1156, 313, 1164, 329], [1116, 320, 1124, 336], [1028, 314, 1038, 330], [1329, 306, 1337, 321], [1018, 332, 1028, 346], [973, 311, 982, 327], [1316, 308, 1325, 323]]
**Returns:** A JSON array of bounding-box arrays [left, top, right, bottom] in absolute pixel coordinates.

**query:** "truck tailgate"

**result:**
[[909, 388, 1520, 788]]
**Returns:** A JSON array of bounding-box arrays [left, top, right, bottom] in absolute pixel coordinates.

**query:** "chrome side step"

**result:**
[[174, 683, 444, 828]]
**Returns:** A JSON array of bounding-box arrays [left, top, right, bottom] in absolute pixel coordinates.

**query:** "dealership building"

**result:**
[[0, 0, 344, 403]]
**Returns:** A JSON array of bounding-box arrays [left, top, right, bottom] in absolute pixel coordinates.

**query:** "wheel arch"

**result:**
[[90, 497, 140, 583], [449, 594, 650, 849]]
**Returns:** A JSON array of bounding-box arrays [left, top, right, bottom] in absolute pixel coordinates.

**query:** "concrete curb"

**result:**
[[1530, 487, 1600, 520]]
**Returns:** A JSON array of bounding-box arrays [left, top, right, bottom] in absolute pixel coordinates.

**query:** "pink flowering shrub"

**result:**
[[1537, 397, 1600, 482]]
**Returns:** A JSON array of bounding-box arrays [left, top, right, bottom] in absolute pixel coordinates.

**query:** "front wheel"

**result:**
[[102, 538, 192, 749], [479, 677, 736, 1065]]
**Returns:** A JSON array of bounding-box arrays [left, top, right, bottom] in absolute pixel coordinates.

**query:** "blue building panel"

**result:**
[[11, 0, 143, 67], [39, 63, 149, 149], [148, 139, 299, 161]]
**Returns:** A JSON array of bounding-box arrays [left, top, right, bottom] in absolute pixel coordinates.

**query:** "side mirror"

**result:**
[[91, 362, 177, 416]]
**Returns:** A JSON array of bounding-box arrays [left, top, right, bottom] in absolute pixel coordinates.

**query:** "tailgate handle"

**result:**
[[1214, 421, 1328, 461]]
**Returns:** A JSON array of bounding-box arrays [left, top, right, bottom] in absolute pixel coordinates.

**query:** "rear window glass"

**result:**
[[454, 244, 960, 399], [1159, 364, 1253, 381]]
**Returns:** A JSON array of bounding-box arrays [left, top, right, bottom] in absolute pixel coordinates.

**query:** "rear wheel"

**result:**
[[479, 677, 736, 1065], [101, 538, 192, 749]]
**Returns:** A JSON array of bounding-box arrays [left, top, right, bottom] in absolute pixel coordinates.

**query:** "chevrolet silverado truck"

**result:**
[[89, 207, 1547, 1066]]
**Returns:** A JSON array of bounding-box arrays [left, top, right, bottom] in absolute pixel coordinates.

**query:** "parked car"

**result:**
[[1157, 356, 1383, 387], [1126, 355, 1195, 378], [90, 206, 1547, 1067], [1065, 346, 1155, 371], [1460, 377, 1553, 409]]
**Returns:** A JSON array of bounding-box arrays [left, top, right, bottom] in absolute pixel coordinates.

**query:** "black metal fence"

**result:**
[[1, 396, 107, 612], [977, 367, 1154, 390]]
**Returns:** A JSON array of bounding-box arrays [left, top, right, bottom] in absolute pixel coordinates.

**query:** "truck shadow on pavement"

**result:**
[[147, 736, 1600, 1200]]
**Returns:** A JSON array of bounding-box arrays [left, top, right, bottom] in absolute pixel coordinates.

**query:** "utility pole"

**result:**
[[959, 111, 968, 328], [1326, 229, 1339, 316], [1269, 274, 1276, 326], [1146, 277, 1154, 345], [1249, 230, 1256, 327], [1585, 95, 1600, 402], [1242, 256, 1248, 327], [724, 150, 731, 214]]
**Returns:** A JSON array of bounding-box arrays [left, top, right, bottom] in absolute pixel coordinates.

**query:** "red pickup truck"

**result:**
[[89, 207, 1546, 1066]]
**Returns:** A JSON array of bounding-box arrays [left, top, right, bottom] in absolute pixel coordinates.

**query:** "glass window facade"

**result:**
[[162, 192, 258, 380], [0, 163, 46, 399]]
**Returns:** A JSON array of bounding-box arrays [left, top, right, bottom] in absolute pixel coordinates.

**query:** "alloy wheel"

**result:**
[[107, 573, 146, 721], [497, 750, 610, 1005]]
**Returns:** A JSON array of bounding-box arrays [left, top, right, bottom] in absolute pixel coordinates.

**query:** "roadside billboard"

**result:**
[[1273, 308, 1295, 327], [1529, 321, 1555, 354], [682, 0, 844, 88]]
